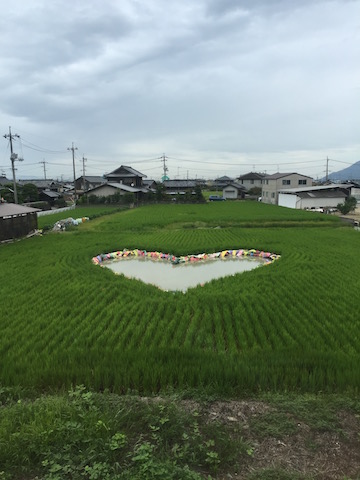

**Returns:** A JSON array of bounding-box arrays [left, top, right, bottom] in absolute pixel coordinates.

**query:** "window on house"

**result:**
[[271, 192, 275, 198], [298, 179, 307, 185], [282, 179, 291, 185], [251, 179, 254, 184]]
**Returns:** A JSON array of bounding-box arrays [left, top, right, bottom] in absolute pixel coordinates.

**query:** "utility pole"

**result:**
[[3, 126, 22, 204], [67, 142, 78, 202], [326, 156, 329, 182], [82, 155, 87, 192], [40, 159, 47, 180], [161, 153, 168, 182]]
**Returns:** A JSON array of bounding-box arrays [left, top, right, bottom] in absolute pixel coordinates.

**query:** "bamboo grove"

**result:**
[[0, 202, 359, 395]]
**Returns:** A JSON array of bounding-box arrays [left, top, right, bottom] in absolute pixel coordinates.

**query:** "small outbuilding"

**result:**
[[222, 183, 247, 200], [0, 203, 40, 242]]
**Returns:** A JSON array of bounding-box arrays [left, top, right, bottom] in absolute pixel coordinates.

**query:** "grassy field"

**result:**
[[37, 205, 124, 230], [1, 201, 360, 479], [0, 202, 358, 394]]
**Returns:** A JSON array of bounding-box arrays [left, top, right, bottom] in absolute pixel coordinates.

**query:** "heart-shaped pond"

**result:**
[[92, 248, 280, 292]]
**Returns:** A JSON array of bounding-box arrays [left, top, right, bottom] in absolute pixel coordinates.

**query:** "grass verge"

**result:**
[[0, 387, 359, 479]]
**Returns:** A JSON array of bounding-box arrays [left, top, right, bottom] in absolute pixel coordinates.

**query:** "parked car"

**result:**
[[307, 207, 324, 213], [209, 195, 225, 201]]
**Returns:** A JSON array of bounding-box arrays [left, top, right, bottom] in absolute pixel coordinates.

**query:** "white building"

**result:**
[[222, 183, 246, 200], [278, 184, 354, 210], [261, 173, 313, 205]]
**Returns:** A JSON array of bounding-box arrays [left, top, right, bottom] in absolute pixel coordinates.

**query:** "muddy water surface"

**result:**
[[104, 257, 267, 291]]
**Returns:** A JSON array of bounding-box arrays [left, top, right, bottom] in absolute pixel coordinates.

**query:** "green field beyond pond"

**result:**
[[1, 202, 359, 394]]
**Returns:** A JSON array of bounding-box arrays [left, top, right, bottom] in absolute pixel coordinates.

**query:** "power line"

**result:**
[[167, 156, 329, 167], [19, 137, 67, 154], [327, 158, 355, 165]]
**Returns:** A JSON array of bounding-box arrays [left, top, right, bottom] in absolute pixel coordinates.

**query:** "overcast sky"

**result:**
[[0, 0, 359, 182]]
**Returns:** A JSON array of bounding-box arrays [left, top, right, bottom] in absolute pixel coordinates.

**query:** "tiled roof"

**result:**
[[279, 183, 353, 194], [105, 165, 146, 178], [297, 190, 347, 199], [87, 183, 148, 194], [0, 176, 11, 185], [237, 172, 265, 180], [264, 172, 313, 180], [163, 180, 197, 188], [78, 176, 105, 183], [18, 179, 60, 188], [215, 175, 233, 182]]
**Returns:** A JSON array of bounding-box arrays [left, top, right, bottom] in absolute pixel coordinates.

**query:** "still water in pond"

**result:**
[[104, 257, 267, 291]]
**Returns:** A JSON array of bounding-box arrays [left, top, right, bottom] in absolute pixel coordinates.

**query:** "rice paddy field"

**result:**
[[1, 202, 360, 395]]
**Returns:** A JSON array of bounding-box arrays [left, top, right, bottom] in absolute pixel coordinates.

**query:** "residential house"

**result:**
[[0, 174, 11, 187], [75, 176, 106, 193], [261, 173, 313, 205], [237, 172, 265, 190], [86, 182, 149, 201], [142, 179, 157, 191], [163, 179, 198, 195], [213, 176, 234, 191], [39, 189, 63, 207], [104, 165, 146, 187], [18, 179, 64, 194]]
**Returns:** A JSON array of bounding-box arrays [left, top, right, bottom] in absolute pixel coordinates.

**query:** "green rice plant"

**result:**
[[210, 302, 226, 353], [216, 303, 237, 353], [0, 203, 359, 395]]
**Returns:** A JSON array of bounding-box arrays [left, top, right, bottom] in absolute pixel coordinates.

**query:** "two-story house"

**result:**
[[261, 173, 313, 205], [104, 165, 146, 187], [237, 172, 266, 189]]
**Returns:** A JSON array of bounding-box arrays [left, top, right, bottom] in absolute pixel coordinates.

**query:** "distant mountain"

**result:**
[[322, 161, 360, 182]]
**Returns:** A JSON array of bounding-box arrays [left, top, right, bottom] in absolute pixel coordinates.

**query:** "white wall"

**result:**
[[278, 193, 298, 209], [37, 204, 75, 217], [279, 193, 345, 210], [223, 187, 238, 199], [91, 186, 123, 197], [300, 197, 343, 209]]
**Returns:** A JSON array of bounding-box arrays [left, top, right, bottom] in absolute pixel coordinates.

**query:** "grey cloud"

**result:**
[[206, 0, 323, 17], [0, 0, 359, 181]]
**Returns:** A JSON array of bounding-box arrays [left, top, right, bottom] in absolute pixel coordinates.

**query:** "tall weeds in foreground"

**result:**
[[0, 386, 249, 479]]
